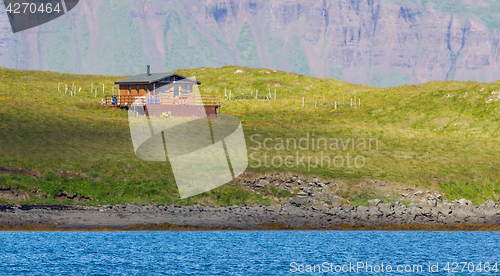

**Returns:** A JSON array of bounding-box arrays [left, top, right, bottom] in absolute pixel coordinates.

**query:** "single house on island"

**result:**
[[105, 65, 221, 116]]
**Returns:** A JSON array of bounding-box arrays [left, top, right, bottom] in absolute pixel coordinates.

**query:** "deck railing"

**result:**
[[104, 95, 219, 107]]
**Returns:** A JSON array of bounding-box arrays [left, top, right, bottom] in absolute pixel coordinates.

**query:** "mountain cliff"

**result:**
[[1, 0, 500, 87]]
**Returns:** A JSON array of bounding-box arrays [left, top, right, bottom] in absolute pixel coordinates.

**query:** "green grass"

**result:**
[[1, 65, 500, 205]]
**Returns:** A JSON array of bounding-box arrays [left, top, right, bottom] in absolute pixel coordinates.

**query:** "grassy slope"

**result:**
[[1, 66, 500, 206]]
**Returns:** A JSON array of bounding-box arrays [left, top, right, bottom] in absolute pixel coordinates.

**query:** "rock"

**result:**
[[413, 191, 423, 197], [327, 195, 341, 204], [417, 199, 428, 208], [297, 191, 308, 198], [341, 205, 354, 211], [356, 206, 370, 215], [368, 199, 382, 206], [457, 199, 472, 206], [428, 199, 437, 207], [255, 180, 269, 188], [485, 200, 495, 208]]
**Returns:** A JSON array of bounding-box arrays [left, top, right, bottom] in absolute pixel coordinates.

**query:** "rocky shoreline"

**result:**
[[1, 198, 500, 231]]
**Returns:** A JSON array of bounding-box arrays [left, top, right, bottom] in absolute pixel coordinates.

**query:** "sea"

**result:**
[[1, 231, 500, 275]]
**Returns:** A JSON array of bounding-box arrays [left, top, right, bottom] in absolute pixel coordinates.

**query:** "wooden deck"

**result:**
[[104, 95, 221, 116]]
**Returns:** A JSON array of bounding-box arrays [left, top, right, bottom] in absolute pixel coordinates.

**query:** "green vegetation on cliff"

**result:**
[[1, 66, 500, 206]]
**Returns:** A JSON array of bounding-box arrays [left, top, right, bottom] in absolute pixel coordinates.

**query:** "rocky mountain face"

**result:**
[[0, 0, 500, 87]]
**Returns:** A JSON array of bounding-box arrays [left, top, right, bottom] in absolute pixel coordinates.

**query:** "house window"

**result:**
[[160, 85, 168, 96], [173, 85, 179, 97], [181, 85, 191, 96], [144, 84, 148, 94], [128, 85, 131, 95], [136, 85, 140, 95]]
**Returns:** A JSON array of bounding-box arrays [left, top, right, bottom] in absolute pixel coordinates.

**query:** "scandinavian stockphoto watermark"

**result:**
[[248, 133, 379, 171], [289, 261, 500, 273]]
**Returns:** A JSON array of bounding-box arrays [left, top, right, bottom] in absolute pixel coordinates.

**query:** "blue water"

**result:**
[[0, 231, 500, 275]]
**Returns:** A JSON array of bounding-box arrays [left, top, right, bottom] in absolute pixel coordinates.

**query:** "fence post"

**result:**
[[302, 97, 304, 107], [315, 99, 317, 107], [91, 82, 93, 94], [351, 98, 352, 107], [58, 83, 60, 92], [274, 89, 276, 100], [335, 101, 337, 109], [256, 90, 258, 99]]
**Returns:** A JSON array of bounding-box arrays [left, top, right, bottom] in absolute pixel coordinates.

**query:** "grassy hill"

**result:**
[[1, 66, 500, 206]]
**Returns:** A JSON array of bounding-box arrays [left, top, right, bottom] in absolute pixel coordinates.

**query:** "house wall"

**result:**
[[119, 85, 129, 96], [119, 84, 151, 96]]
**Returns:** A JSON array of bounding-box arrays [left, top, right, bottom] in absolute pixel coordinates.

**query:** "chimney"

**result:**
[[147, 65, 150, 76]]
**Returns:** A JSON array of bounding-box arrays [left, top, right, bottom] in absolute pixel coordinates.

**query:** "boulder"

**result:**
[[297, 191, 308, 198], [256, 180, 269, 188], [368, 199, 382, 206], [485, 200, 495, 208], [428, 198, 437, 207], [413, 191, 424, 197], [457, 199, 472, 206]]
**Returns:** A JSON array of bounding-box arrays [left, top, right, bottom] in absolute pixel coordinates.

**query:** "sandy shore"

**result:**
[[1, 200, 500, 231]]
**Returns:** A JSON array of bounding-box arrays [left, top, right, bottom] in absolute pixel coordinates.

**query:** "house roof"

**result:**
[[114, 72, 201, 85]]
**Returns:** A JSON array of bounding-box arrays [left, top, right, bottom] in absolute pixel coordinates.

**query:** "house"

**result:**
[[106, 65, 220, 116]]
